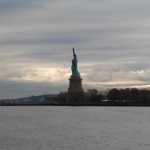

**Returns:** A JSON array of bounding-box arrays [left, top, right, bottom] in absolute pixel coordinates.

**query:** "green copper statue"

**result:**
[[71, 48, 80, 76]]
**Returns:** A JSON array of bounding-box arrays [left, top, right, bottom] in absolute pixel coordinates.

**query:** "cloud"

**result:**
[[0, 0, 150, 98], [80, 60, 150, 89], [0, 0, 49, 13]]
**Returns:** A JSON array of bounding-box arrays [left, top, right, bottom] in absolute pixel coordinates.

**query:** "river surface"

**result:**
[[0, 106, 150, 150]]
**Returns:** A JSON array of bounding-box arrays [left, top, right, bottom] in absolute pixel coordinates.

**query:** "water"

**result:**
[[0, 106, 150, 150]]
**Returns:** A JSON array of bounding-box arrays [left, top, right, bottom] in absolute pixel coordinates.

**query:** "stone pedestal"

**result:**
[[67, 75, 85, 104]]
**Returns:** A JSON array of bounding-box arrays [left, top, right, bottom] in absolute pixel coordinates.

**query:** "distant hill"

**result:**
[[0, 94, 58, 105]]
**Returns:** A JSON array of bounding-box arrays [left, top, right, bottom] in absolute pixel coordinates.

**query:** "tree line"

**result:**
[[107, 88, 150, 104], [58, 88, 150, 105], [2, 88, 150, 106]]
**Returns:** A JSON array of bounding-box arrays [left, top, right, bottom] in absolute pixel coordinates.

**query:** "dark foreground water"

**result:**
[[0, 106, 150, 150]]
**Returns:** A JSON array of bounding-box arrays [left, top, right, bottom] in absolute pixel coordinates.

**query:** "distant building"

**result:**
[[43, 95, 58, 105]]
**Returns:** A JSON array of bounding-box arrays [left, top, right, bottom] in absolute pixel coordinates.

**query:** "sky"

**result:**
[[0, 0, 150, 99]]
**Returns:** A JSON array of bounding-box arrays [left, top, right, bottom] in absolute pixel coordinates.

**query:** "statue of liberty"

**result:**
[[71, 48, 80, 76]]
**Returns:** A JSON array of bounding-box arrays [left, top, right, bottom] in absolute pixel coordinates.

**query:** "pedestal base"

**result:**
[[67, 76, 85, 104]]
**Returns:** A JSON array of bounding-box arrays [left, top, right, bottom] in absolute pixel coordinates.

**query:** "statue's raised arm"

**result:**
[[72, 48, 75, 56]]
